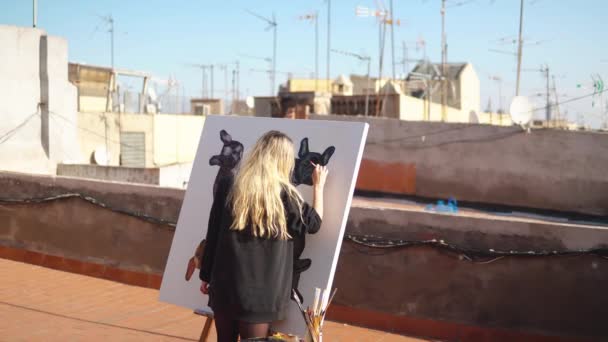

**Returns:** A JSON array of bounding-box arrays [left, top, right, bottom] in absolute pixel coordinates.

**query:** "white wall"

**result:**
[[154, 114, 205, 166], [460, 64, 481, 116], [0, 25, 81, 174], [159, 162, 193, 188], [45, 34, 81, 165], [400, 94, 470, 123]]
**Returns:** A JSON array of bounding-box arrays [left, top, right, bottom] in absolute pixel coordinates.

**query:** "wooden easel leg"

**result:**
[[199, 315, 214, 342]]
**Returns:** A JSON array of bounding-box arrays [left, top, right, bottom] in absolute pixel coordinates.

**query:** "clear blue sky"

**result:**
[[1, 0, 606, 127]]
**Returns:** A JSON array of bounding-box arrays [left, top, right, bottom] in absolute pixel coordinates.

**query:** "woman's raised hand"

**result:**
[[312, 163, 329, 189]]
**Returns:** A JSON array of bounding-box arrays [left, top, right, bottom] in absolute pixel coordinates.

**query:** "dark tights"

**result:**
[[214, 313, 270, 342]]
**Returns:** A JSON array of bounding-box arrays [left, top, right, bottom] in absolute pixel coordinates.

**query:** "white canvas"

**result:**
[[159, 115, 368, 336]]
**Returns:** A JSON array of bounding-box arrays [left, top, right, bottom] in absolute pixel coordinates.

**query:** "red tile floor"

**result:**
[[0, 258, 428, 341]]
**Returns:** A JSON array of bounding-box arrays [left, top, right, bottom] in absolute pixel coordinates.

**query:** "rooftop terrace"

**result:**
[[0, 257, 424, 341]]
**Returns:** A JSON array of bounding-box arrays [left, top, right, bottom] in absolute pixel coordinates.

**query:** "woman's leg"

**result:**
[[214, 313, 239, 342], [238, 321, 270, 340]]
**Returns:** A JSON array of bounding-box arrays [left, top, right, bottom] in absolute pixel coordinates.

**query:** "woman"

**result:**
[[199, 130, 328, 341]]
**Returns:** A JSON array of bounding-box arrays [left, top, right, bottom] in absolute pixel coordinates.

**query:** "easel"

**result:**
[[194, 308, 214, 342]]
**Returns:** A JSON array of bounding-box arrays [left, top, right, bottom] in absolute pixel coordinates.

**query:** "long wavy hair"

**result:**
[[229, 130, 303, 239]]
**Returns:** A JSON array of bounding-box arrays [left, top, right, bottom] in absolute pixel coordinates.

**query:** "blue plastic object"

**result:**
[[425, 197, 458, 213]]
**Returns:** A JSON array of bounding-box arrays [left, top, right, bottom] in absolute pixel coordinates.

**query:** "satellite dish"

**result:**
[[509, 96, 533, 125], [93, 146, 109, 166], [245, 96, 255, 109]]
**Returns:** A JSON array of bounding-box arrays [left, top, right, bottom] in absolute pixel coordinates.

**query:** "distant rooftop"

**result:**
[[408, 62, 469, 81]]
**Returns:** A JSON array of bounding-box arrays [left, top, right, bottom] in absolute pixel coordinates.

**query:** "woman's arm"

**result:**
[[312, 163, 328, 220]]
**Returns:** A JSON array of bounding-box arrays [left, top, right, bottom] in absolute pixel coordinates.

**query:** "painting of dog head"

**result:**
[[209, 129, 243, 197], [209, 130, 243, 169], [292, 137, 335, 186]]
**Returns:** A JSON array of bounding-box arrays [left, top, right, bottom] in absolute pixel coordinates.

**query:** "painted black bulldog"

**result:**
[[291, 137, 335, 302], [185, 129, 243, 282], [209, 129, 244, 198], [292, 137, 335, 186]]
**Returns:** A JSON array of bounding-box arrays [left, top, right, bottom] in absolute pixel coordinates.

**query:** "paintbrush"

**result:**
[[319, 288, 338, 327], [320, 288, 329, 315], [312, 288, 321, 316], [292, 290, 318, 342]]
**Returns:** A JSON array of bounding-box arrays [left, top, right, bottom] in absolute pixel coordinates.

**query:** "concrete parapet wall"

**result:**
[[0, 171, 182, 226], [312, 114, 608, 217], [350, 198, 608, 251], [1, 171, 607, 339], [57, 164, 160, 185]]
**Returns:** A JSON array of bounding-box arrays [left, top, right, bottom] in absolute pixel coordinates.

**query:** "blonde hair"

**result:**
[[230, 131, 303, 239]]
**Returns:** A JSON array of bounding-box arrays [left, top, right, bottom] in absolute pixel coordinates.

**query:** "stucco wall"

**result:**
[[477, 111, 513, 125], [0, 172, 182, 273], [153, 114, 204, 166], [460, 64, 481, 115], [399, 95, 425, 121], [335, 199, 608, 339], [56, 164, 160, 185], [77, 112, 155, 167], [77, 112, 120, 165], [311, 115, 608, 217], [56, 163, 193, 189], [0, 25, 81, 174], [400, 95, 470, 123], [79, 95, 107, 113], [1, 171, 606, 339], [288, 79, 332, 93], [159, 162, 193, 189], [78, 112, 204, 168], [334, 243, 607, 339]]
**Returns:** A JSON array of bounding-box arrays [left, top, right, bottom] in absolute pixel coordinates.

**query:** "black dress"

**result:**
[[199, 177, 322, 323]]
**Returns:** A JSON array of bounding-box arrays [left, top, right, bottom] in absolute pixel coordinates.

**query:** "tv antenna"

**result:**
[[96, 14, 115, 69], [239, 54, 273, 95], [331, 49, 372, 116], [184, 64, 214, 99], [246, 10, 278, 96], [299, 11, 320, 91]]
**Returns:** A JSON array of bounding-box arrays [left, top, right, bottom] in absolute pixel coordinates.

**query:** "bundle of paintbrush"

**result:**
[[292, 287, 337, 342]]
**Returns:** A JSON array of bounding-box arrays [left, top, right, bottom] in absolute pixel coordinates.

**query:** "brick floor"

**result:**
[[0, 258, 427, 341]]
